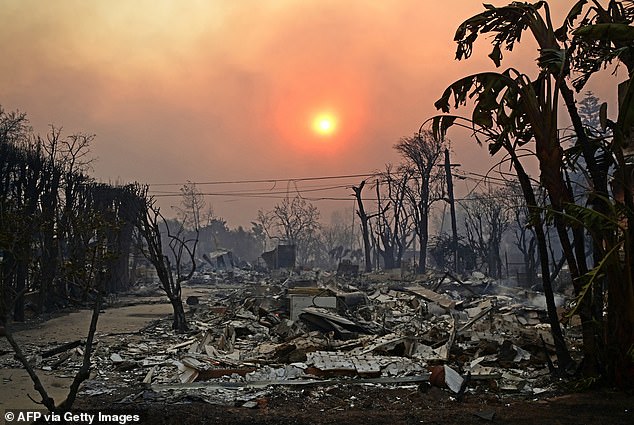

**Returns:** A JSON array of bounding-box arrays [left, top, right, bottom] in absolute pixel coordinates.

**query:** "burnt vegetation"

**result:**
[[1, 0, 634, 421]]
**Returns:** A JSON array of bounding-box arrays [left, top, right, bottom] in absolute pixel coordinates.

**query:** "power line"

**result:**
[[149, 168, 517, 190], [148, 172, 375, 187], [147, 166, 526, 203], [149, 182, 354, 195]]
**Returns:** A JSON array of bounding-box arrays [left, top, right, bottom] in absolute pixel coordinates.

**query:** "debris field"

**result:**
[[3, 269, 631, 424]]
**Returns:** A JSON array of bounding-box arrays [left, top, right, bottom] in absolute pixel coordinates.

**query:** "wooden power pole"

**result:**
[[444, 148, 459, 272]]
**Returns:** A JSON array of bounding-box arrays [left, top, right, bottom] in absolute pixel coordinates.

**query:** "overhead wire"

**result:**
[[147, 164, 530, 203], [148, 172, 376, 187]]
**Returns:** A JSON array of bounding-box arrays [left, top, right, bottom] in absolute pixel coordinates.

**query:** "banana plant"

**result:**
[[433, 0, 634, 386], [431, 70, 575, 370], [568, 0, 634, 387]]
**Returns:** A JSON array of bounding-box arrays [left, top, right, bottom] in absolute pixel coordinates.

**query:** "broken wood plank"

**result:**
[[198, 367, 257, 379], [406, 287, 456, 310], [143, 366, 156, 384], [457, 307, 493, 334], [50, 351, 74, 369], [41, 340, 82, 359], [168, 338, 197, 351]]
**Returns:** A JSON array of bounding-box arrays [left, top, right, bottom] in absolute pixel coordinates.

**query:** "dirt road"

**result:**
[[0, 297, 172, 413]]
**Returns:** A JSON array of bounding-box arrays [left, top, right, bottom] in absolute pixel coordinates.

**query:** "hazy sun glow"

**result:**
[[312, 113, 337, 136]]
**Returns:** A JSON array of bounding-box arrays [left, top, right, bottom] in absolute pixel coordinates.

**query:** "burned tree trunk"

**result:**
[[353, 181, 374, 272], [372, 169, 412, 271], [110, 187, 141, 293], [37, 164, 61, 313], [170, 294, 188, 333], [135, 189, 197, 333], [509, 148, 573, 370], [394, 132, 445, 274]]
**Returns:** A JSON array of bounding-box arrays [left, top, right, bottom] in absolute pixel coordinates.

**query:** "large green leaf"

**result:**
[[430, 115, 458, 143], [573, 23, 634, 42], [434, 69, 542, 152], [454, 3, 543, 65], [537, 48, 568, 74], [554, 0, 588, 41], [488, 44, 503, 67], [617, 78, 634, 139], [565, 240, 624, 319]]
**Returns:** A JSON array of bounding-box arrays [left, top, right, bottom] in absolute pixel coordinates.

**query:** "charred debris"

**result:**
[[2, 263, 585, 408]]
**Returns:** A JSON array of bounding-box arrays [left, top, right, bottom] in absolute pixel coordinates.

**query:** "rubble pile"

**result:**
[[1, 269, 582, 407]]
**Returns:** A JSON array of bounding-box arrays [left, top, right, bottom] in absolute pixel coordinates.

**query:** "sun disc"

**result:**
[[312, 113, 337, 136]]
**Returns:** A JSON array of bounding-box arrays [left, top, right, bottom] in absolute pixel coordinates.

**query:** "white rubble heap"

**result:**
[[0, 268, 581, 407]]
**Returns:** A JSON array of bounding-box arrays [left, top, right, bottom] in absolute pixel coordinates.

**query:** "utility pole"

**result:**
[[444, 148, 459, 272]]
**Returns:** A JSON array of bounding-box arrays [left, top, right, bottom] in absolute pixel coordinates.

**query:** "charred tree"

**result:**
[[373, 168, 412, 270], [352, 180, 376, 272], [395, 131, 446, 273], [257, 196, 321, 267], [136, 191, 197, 333]]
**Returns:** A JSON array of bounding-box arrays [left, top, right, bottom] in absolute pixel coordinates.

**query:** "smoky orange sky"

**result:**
[[0, 1, 624, 227]]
